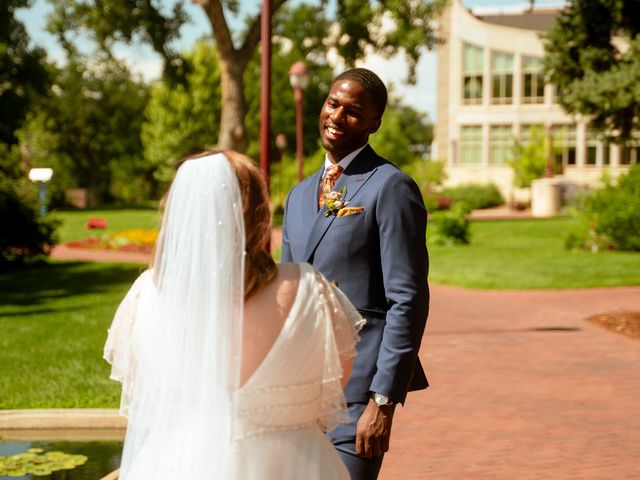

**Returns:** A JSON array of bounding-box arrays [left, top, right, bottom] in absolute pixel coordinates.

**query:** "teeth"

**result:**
[[327, 127, 342, 135]]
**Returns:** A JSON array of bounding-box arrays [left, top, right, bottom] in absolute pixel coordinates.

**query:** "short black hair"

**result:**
[[333, 68, 387, 118]]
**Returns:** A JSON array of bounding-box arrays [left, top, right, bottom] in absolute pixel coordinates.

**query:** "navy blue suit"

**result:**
[[281, 145, 429, 478]]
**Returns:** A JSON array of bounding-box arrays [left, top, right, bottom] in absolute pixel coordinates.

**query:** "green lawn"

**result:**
[[428, 218, 640, 289], [0, 261, 142, 409], [51, 206, 161, 243], [2, 216, 639, 408]]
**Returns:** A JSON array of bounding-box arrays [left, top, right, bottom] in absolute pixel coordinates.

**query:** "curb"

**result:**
[[0, 409, 126, 430]]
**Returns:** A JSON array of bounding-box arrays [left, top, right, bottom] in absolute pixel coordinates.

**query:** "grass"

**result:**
[[0, 261, 143, 409], [51, 206, 161, 243], [428, 218, 640, 289], [1, 216, 639, 408]]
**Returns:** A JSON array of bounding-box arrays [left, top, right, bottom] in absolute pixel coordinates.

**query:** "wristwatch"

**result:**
[[372, 392, 394, 406]]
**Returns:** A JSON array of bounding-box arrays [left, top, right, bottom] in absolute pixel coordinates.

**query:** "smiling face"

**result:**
[[319, 80, 382, 163]]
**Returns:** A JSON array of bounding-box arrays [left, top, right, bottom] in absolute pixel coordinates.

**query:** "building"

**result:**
[[434, 0, 636, 200]]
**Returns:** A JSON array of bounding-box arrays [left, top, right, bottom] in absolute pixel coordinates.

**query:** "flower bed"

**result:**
[[66, 229, 158, 254]]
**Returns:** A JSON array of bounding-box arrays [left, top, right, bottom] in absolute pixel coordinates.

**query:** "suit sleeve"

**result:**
[[369, 171, 429, 404], [281, 189, 294, 263]]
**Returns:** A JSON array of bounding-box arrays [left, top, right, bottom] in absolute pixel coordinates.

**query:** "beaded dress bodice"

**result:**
[[235, 262, 364, 441]]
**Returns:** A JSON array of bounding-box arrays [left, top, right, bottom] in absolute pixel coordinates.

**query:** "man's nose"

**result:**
[[331, 106, 346, 124]]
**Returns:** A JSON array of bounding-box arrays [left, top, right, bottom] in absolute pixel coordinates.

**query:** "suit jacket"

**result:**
[[281, 145, 429, 404]]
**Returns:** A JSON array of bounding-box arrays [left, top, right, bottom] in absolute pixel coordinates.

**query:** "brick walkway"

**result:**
[[49, 230, 640, 479], [380, 285, 640, 479]]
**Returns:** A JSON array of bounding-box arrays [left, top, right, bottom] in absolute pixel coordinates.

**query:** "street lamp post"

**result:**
[[275, 133, 287, 202], [28, 168, 53, 216], [260, 0, 273, 194], [260, 0, 272, 253], [288, 61, 309, 183]]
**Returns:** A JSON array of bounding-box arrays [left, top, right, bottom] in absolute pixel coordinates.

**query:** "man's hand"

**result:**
[[355, 399, 396, 458]]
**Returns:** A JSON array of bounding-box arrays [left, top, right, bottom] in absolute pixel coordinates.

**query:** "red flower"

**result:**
[[87, 218, 108, 230]]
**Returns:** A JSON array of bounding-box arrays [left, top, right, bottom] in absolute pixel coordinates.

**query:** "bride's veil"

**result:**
[[119, 153, 245, 479]]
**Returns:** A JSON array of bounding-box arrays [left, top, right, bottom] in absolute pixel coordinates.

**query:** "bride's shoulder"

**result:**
[[127, 268, 153, 295]]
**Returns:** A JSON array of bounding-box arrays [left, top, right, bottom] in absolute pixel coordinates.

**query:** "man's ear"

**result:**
[[369, 118, 382, 134]]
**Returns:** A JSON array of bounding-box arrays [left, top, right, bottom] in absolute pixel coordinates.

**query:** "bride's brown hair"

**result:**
[[223, 150, 277, 299], [157, 149, 277, 299]]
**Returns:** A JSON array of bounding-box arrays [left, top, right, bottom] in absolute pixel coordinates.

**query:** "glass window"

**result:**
[[460, 126, 483, 164], [463, 44, 484, 105], [621, 141, 639, 165], [552, 125, 577, 166], [522, 56, 544, 104], [520, 124, 545, 145], [490, 125, 513, 165], [586, 129, 599, 165], [491, 51, 513, 105]]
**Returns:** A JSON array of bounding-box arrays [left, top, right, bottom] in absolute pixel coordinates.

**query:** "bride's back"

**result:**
[[241, 262, 300, 386]]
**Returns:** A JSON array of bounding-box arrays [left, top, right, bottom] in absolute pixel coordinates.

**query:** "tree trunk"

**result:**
[[217, 59, 247, 151], [198, 0, 287, 152]]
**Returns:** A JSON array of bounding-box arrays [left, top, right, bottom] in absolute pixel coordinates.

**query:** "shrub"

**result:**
[[440, 183, 504, 211], [430, 202, 471, 245], [509, 126, 561, 188], [270, 149, 326, 214], [0, 176, 59, 266], [401, 159, 447, 213], [565, 165, 640, 252]]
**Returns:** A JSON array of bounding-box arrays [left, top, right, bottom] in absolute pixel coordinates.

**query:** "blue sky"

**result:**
[[16, 0, 564, 120]]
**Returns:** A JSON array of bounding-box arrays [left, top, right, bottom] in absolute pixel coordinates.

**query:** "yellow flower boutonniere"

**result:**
[[323, 187, 348, 217]]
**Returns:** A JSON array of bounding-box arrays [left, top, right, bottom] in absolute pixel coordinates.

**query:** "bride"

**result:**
[[104, 150, 364, 479]]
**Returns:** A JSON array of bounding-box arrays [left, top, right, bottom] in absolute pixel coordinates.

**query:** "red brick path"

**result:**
[[380, 285, 640, 479]]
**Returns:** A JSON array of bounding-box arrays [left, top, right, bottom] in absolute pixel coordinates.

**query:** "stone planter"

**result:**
[[531, 178, 562, 218]]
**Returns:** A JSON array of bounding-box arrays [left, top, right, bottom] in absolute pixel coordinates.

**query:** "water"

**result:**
[[0, 439, 122, 480]]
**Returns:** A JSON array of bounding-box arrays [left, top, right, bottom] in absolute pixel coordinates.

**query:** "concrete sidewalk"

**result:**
[[380, 284, 640, 479]]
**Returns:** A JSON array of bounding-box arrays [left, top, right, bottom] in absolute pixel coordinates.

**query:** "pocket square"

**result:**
[[337, 206, 364, 218]]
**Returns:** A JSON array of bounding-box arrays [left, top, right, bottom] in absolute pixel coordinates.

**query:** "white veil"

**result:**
[[118, 153, 245, 479]]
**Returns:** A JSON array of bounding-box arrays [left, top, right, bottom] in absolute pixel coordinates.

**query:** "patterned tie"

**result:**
[[318, 164, 344, 208]]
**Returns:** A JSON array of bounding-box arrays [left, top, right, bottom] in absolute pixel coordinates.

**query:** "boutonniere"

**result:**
[[323, 187, 348, 217]]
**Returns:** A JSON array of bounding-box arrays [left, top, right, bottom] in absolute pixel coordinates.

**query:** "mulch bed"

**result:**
[[586, 311, 640, 341]]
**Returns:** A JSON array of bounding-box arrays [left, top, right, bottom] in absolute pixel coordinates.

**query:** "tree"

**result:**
[[543, 0, 640, 141], [142, 40, 222, 185], [509, 126, 560, 188], [0, 0, 58, 266], [22, 56, 150, 205], [47, 0, 446, 152], [0, 0, 50, 147], [243, 3, 335, 159], [369, 96, 433, 167], [142, 4, 336, 186]]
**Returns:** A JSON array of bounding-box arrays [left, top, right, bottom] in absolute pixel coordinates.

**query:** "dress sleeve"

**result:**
[[314, 268, 365, 431], [103, 269, 150, 416]]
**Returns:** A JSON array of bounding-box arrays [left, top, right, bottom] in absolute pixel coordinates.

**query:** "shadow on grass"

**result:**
[[0, 305, 91, 317], [0, 261, 142, 308]]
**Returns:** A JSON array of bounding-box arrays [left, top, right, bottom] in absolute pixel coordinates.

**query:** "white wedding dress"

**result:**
[[105, 262, 364, 479]]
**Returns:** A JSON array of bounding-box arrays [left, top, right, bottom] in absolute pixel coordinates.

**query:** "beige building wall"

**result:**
[[434, 0, 633, 201]]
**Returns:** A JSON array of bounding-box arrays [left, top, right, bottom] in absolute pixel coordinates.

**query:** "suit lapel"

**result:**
[[303, 147, 378, 262], [302, 168, 323, 220]]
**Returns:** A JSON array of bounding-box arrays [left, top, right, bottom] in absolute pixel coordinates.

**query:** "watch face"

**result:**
[[374, 393, 390, 405]]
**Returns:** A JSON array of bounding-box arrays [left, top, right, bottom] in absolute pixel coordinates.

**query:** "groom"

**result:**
[[281, 68, 429, 479]]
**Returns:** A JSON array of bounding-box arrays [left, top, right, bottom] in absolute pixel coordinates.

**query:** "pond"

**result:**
[[0, 430, 122, 480]]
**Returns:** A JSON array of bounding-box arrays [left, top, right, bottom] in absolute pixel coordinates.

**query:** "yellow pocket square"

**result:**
[[337, 207, 364, 218]]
